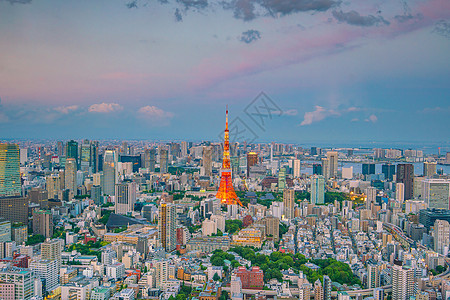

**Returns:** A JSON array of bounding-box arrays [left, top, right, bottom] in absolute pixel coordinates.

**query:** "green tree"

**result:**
[[213, 272, 221, 281]]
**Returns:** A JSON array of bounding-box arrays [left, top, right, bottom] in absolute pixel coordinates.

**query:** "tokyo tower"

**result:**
[[216, 108, 243, 206]]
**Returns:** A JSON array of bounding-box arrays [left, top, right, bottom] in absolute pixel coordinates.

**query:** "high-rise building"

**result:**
[[396, 183, 405, 204], [311, 175, 325, 205], [259, 215, 280, 241], [91, 185, 102, 206], [314, 279, 324, 300], [396, 164, 414, 200], [90, 140, 100, 173], [30, 259, 59, 292], [283, 188, 295, 219], [159, 148, 168, 174], [203, 146, 213, 177], [64, 158, 77, 193], [326, 151, 338, 179], [115, 181, 136, 215], [365, 186, 377, 210], [103, 150, 117, 196], [322, 158, 329, 180], [392, 260, 414, 300], [159, 203, 176, 252], [293, 159, 301, 178], [422, 179, 450, 210], [0, 143, 21, 197], [434, 219, 450, 255], [12, 224, 27, 244], [154, 258, 169, 288], [382, 164, 396, 181], [46, 174, 60, 199], [323, 275, 331, 300], [246, 152, 258, 178], [80, 139, 91, 173], [367, 262, 381, 288], [149, 148, 156, 172], [66, 140, 79, 169], [423, 162, 437, 178], [181, 141, 188, 157], [278, 167, 286, 192], [313, 164, 322, 175], [32, 210, 53, 238], [41, 239, 63, 270], [362, 163, 376, 176]]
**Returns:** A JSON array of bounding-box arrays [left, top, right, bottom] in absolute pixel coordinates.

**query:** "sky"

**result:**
[[0, 0, 449, 146]]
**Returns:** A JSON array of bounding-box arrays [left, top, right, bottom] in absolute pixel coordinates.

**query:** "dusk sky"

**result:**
[[1, 0, 450, 145]]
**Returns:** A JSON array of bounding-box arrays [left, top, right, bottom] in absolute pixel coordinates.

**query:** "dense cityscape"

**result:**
[[0, 109, 449, 300]]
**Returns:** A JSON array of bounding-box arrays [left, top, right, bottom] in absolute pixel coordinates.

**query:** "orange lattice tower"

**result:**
[[216, 107, 243, 206]]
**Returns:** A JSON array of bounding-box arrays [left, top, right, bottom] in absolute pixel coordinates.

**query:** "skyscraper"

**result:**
[[46, 174, 60, 199], [80, 139, 91, 173], [314, 279, 324, 300], [0, 143, 21, 197], [159, 148, 168, 174], [434, 219, 450, 255], [115, 181, 136, 215], [382, 164, 396, 181], [313, 164, 322, 175], [396, 164, 414, 200], [66, 140, 79, 169], [283, 188, 295, 219], [246, 152, 258, 178], [392, 260, 414, 300], [202, 146, 213, 177], [90, 140, 100, 173], [326, 151, 338, 179], [159, 202, 176, 252], [278, 167, 286, 192], [311, 175, 325, 205], [362, 163, 376, 176], [64, 158, 77, 193], [149, 148, 156, 172], [322, 158, 329, 180], [293, 159, 301, 178], [365, 186, 377, 210], [32, 210, 53, 238], [103, 150, 117, 196], [396, 183, 404, 204]]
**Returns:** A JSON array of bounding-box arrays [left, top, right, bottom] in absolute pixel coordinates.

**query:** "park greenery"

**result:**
[[430, 265, 447, 276], [67, 240, 104, 260], [225, 220, 243, 234], [210, 247, 360, 286], [99, 210, 112, 225], [26, 234, 45, 245]]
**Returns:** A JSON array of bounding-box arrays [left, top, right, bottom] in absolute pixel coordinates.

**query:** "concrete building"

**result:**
[[115, 181, 137, 215], [0, 218, 11, 243], [422, 179, 450, 210], [158, 202, 176, 252], [65, 158, 77, 193], [202, 219, 217, 236], [41, 239, 62, 270], [0, 143, 21, 197], [392, 260, 414, 300], [32, 210, 53, 238], [283, 188, 295, 219], [0, 268, 35, 300], [311, 175, 325, 205], [434, 219, 450, 255], [30, 259, 58, 292], [326, 151, 338, 179]]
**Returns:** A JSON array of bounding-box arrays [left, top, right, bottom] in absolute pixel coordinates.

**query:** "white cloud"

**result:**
[[88, 102, 123, 113], [54, 105, 79, 114], [138, 105, 174, 119], [365, 114, 378, 122], [300, 106, 339, 126]]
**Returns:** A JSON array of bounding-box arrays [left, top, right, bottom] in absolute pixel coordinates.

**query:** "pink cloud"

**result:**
[[189, 0, 450, 92], [88, 102, 123, 113]]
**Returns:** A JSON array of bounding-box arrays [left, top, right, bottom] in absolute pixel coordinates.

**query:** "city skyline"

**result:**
[[0, 0, 449, 143]]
